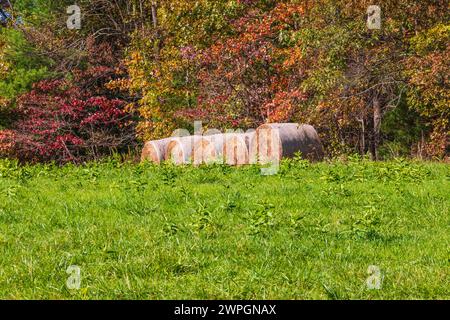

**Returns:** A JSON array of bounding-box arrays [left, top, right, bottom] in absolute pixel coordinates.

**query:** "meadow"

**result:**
[[0, 157, 448, 299]]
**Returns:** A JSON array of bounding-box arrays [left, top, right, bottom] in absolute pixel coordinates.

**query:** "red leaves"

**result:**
[[264, 89, 307, 123], [180, 3, 306, 128], [4, 76, 134, 164], [1, 37, 138, 164], [81, 97, 126, 126], [32, 79, 67, 93]]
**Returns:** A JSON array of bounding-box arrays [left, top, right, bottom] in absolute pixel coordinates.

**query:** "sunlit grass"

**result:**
[[0, 158, 448, 299]]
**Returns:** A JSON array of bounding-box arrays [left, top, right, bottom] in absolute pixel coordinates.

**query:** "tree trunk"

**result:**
[[357, 117, 365, 155], [151, 1, 158, 29], [151, 1, 160, 58], [371, 95, 381, 160]]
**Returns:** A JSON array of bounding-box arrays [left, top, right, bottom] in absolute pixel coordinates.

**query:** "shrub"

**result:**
[[0, 76, 136, 164]]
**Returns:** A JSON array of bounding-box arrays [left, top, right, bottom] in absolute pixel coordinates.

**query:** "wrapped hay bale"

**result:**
[[193, 132, 255, 165], [223, 132, 255, 166], [191, 136, 216, 165], [141, 138, 171, 164], [165, 135, 203, 165], [249, 123, 324, 164], [223, 132, 255, 165]]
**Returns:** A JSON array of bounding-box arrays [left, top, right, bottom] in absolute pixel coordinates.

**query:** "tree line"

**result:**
[[0, 0, 448, 163]]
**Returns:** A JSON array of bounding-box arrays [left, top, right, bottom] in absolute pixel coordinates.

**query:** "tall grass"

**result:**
[[0, 158, 448, 299]]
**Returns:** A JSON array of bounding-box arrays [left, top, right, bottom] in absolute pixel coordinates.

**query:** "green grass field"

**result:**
[[0, 158, 448, 299]]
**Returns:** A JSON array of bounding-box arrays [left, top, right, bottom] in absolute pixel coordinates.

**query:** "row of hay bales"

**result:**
[[141, 123, 324, 165]]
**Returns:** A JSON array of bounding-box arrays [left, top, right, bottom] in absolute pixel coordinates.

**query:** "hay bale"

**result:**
[[249, 123, 324, 164], [223, 132, 255, 165], [165, 135, 203, 165], [141, 138, 171, 164], [191, 135, 218, 165], [192, 132, 255, 165]]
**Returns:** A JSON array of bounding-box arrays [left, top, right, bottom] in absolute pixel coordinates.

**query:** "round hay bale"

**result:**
[[192, 134, 226, 165], [165, 135, 203, 165], [223, 132, 255, 165], [192, 132, 255, 165], [141, 138, 171, 164], [249, 123, 324, 164]]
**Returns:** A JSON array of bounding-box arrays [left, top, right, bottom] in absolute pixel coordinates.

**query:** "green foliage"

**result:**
[[0, 0, 64, 103], [404, 23, 449, 158], [0, 29, 50, 101], [379, 100, 425, 158]]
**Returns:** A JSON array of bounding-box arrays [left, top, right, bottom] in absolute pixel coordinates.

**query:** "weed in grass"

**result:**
[[248, 201, 276, 236], [221, 191, 243, 213], [341, 204, 383, 239], [190, 202, 218, 237]]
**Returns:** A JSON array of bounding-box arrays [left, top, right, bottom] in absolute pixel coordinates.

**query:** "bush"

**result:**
[[0, 75, 136, 164]]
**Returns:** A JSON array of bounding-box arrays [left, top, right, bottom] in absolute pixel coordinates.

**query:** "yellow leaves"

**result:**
[[128, 51, 144, 65], [122, 50, 152, 92], [0, 39, 9, 81], [124, 103, 137, 114], [405, 42, 449, 118], [106, 78, 131, 92], [410, 23, 450, 56], [136, 117, 175, 141], [0, 97, 8, 109], [139, 106, 159, 120], [107, 43, 184, 139], [281, 47, 303, 70]]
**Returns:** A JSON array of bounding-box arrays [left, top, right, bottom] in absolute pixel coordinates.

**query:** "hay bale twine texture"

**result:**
[[193, 132, 255, 165], [250, 123, 324, 163], [165, 135, 203, 165], [141, 138, 171, 164]]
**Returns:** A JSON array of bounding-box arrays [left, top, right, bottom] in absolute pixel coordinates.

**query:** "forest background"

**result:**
[[0, 0, 448, 164]]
